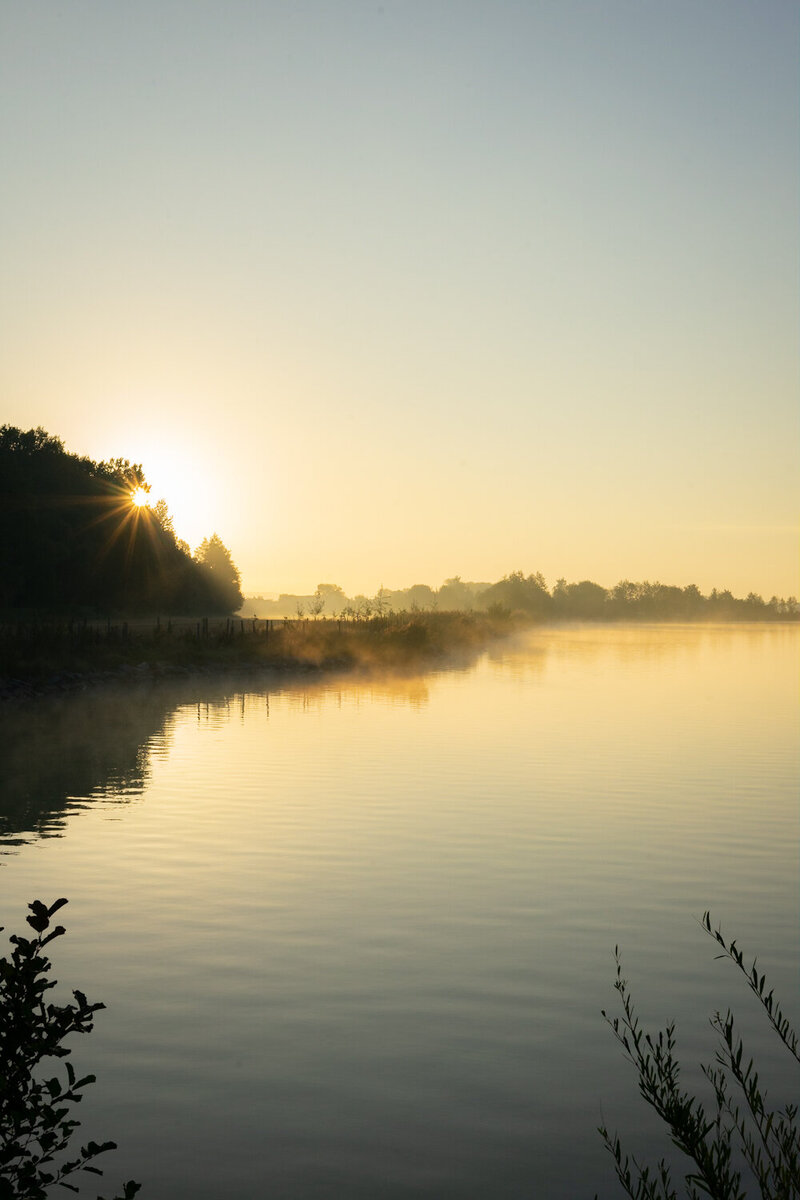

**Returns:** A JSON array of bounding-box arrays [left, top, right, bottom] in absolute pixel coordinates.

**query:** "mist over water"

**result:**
[[0, 624, 797, 1198]]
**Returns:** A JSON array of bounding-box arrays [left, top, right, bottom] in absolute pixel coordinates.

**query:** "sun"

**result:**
[[130, 485, 150, 508]]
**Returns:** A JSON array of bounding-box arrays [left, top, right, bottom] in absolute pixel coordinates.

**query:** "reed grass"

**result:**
[[599, 914, 800, 1199], [0, 609, 516, 693]]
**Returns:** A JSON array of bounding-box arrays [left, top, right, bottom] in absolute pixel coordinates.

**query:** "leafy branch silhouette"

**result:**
[[0, 898, 140, 1199], [598, 913, 800, 1199]]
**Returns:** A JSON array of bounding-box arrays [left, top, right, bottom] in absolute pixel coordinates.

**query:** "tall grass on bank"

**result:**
[[0, 610, 515, 689], [599, 914, 800, 1199]]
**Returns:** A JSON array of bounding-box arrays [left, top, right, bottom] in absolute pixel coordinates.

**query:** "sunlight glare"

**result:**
[[131, 486, 150, 508]]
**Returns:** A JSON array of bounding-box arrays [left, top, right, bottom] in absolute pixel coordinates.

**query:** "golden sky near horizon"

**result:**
[[1, 3, 797, 599]]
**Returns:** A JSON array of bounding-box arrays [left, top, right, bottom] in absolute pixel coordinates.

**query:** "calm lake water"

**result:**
[[1, 623, 797, 1198]]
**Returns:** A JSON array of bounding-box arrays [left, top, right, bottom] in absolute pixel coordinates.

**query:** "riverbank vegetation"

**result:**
[[0, 610, 513, 695]]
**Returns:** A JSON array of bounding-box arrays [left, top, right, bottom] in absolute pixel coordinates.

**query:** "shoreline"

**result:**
[[0, 611, 514, 704], [2, 613, 797, 706]]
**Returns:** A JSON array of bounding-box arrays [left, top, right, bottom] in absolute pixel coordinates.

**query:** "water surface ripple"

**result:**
[[1, 624, 797, 1198]]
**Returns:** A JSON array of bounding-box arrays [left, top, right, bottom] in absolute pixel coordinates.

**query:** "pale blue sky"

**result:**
[[1, 2, 797, 596]]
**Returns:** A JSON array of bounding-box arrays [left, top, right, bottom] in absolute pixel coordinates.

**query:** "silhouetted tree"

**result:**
[[316, 583, 347, 614], [195, 534, 243, 614], [405, 583, 437, 611], [373, 585, 391, 616], [0, 426, 242, 615], [552, 579, 608, 619], [438, 576, 474, 611], [478, 570, 552, 617], [682, 583, 704, 613]]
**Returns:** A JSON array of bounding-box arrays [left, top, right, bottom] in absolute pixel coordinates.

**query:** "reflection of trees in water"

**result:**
[[0, 664, 464, 850], [485, 633, 549, 681], [0, 686, 178, 848], [5, 626, 788, 851], [189, 670, 435, 723]]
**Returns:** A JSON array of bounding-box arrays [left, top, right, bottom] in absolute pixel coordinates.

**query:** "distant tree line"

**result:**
[[0, 426, 243, 615], [480, 571, 798, 621], [244, 571, 798, 622]]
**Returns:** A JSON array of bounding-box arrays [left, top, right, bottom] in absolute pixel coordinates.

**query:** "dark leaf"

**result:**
[[40, 925, 66, 947]]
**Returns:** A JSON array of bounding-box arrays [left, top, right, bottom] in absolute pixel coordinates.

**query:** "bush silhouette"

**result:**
[[0, 898, 140, 1199]]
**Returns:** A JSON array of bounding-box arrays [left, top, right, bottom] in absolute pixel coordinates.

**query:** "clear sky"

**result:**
[[1, 2, 797, 599]]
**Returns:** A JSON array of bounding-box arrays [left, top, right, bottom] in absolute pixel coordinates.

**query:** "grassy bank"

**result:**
[[0, 610, 515, 698]]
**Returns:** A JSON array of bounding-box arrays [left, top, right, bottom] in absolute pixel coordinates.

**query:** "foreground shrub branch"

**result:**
[[599, 913, 800, 1199], [0, 898, 140, 1199]]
